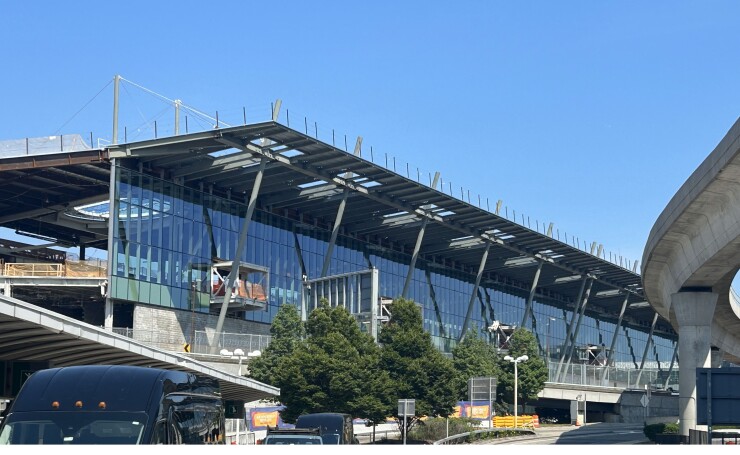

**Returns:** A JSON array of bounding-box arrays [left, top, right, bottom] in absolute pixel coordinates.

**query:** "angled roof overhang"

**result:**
[[0, 294, 279, 402], [0, 122, 674, 339]]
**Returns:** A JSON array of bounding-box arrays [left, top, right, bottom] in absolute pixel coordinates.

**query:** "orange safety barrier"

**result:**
[[212, 279, 226, 296], [493, 415, 536, 428], [248, 283, 267, 301]]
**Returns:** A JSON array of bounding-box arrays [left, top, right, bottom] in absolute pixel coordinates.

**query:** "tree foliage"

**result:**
[[247, 299, 549, 429], [496, 328, 548, 412], [262, 299, 394, 424], [451, 330, 501, 401], [379, 297, 457, 434], [248, 302, 304, 388]]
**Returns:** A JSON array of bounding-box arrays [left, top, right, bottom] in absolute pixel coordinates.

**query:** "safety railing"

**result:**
[[549, 362, 679, 391], [3, 260, 107, 278], [192, 330, 271, 355]]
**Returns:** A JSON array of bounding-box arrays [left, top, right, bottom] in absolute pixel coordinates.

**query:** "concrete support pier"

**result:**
[[671, 291, 717, 438]]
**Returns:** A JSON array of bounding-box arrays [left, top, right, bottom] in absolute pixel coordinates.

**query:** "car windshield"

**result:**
[[265, 436, 322, 445], [0, 411, 148, 444], [321, 433, 341, 444]]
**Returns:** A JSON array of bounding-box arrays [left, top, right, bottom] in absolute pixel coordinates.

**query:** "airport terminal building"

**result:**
[[0, 114, 679, 395]]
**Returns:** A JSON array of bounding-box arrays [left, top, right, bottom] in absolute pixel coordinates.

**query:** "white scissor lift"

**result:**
[[209, 261, 270, 314]]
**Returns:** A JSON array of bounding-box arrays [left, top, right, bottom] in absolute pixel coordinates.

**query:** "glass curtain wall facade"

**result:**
[[109, 166, 676, 378]]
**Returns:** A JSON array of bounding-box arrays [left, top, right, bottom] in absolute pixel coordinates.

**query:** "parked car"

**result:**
[[262, 426, 322, 445]]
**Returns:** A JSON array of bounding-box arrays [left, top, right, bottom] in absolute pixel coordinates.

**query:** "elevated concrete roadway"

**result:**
[[0, 293, 279, 403], [642, 117, 740, 438]]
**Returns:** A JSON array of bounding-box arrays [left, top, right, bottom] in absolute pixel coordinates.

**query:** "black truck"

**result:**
[[0, 365, 225, 444], [295, 412, 358, 444]]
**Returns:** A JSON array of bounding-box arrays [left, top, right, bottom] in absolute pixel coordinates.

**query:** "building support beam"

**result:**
[[520, 260, 544, 329], [555, 276, 591, 382], [672, 291, 717, 439], [320, 137, 362, 279], [104, 159, 118, 330], [663, 341, 679, 390], [401, 172, 440, 299], [555, 276, 587, 380], [458, 242, 491, 342], [601, 292, 630, 383], [320, 188, 349, 278], [401, 218, 428, 298], [210, 157, 267, 354], [635, 312, 659, 386], [560, 277, 594, 381]]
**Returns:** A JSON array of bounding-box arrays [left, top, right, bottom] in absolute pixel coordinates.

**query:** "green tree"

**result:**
[[247, 302, 304, 388], [379, 297, 457, 436], [497, 328, 548, 413], [275, 300, 394, 424], [451, 329, 500, 401]]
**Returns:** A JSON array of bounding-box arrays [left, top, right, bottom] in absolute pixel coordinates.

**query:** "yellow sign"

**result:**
[[183, 343, 191, 353], [470, 405, 490, 419], [252, 411, 280, 427]]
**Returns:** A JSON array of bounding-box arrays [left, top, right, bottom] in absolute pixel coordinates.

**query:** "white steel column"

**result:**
[[402, 172, 440, 299], [458, 242, 491, 342], [321, 188, 349, 278], [321, 138, 362, 278], [555, 276, 588, 381], [635, 312, 659, 386], [663, 342, 679, 390], [560, 277, 594, 381], [210, 157, 267, 354], [601, 292, 629, 383], [520, 261, 543, 329], [104, 159, 118, 329], [401, 218, 428, 298]]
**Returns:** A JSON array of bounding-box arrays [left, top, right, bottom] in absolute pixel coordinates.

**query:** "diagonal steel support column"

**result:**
[[520, 260, 544, 329], [458, 242, 491, 343], [601, 292, 629, 383], [555, 276, 590, 382], [320, 188, 349, 278], [663, 342, 679, 390], [401, 218, 428, 298], [634, 312, 659, 386], [321, 138, 363, 279], [210, 156, 267, 354], [560, 277, 594, 382], [401, 172, 440, 299]]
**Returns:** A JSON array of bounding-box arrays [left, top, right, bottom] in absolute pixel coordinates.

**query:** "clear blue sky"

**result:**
[[2, 1, 739, 270]]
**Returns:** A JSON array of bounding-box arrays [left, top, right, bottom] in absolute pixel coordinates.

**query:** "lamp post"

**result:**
[[546, 317, 556, 365], [504, 354, 528, 427], [233, 348, 245, 376]]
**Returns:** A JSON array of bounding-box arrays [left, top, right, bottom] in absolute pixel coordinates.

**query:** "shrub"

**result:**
[[643, 422, 679, 441], [408, 417, 478, 443]]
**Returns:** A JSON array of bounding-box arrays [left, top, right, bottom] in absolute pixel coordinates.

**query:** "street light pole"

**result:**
[[504, 355, 529, 427], [546, 317, 556, 365], [234, 348, 245, 376]]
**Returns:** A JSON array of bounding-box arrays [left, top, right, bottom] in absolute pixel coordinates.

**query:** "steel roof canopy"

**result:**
[[0, 121, 672, 338]]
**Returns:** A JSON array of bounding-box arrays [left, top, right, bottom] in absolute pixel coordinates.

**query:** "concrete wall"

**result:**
[[616, 390, 679, 424], [133, 304, 271, 351]]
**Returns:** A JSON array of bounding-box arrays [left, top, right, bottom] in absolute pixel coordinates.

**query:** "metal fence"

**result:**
[[549, 362, 679, 391], [111, 326, 678, 393], [111, 327, 272, 355], [192, 330, 271, 355], [111, 327, 184, 352]]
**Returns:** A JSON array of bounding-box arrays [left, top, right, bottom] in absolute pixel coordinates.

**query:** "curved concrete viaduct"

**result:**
[[642, 117, 740, 438]]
